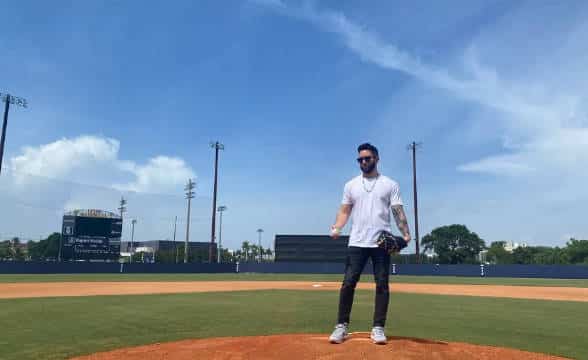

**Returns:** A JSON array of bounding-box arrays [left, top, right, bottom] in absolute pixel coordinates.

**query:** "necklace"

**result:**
[[361, 175, 379, 193]]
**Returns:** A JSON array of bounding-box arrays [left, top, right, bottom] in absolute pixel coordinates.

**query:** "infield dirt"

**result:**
[[2, 281, 588, 301]]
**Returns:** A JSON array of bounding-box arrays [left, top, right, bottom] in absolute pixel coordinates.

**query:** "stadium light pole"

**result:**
[[1, 92, 28, 176], [216, 205, 227, 263], [407, 142, 422, 263], [118, 197, 127, 258], [256, 228, 264, 263], [130, 219, 137, 264], [184, 179, 195, 263], [209, 141, 224, 263], [173, 216, 178, 264], [58, 231, 63, 262]]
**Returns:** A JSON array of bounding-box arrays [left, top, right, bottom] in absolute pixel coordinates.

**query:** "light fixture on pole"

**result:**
[[0, 92, 28, 176], [217, 206, 227, 263]]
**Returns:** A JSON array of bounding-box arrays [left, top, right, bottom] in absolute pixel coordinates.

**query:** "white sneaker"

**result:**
[[329, 323, 349, 344], [370, 326, 387, 344]]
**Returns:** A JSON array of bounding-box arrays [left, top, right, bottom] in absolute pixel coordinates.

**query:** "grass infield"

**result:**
[[1, 290, 586, 360], [1, 273, 588, 287]]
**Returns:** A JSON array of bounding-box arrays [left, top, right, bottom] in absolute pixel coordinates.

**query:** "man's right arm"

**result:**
[[331, 204, 352, 239]]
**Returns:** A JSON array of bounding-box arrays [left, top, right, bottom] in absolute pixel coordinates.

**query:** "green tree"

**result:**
[[250, 245, 260, 262], [264, 248, 273, 262], [421, 225, 486, 264], [486, 241, 513, 264], [0, 240, 10, 260], [28, 233, 61, 261], [511, 246, 537, 264], [241, 241, 251, 262], [565, 239, 588, 264], [234, 249, 243, 261], [532, 247, 569, 265], [218, 248, 235, 263]]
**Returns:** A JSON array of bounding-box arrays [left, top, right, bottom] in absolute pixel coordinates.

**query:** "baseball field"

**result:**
[[2, 273, 587, 359]]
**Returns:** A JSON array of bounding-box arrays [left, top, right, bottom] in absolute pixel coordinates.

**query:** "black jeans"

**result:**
[[337, 246, 391, 327]]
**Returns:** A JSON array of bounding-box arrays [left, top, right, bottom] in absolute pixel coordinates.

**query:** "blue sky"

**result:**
[[1, 0, 587, 250]]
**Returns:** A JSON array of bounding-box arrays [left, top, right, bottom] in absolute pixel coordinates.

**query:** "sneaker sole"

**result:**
[[371, 337, 387, 345], [329, 335, 349, 344]]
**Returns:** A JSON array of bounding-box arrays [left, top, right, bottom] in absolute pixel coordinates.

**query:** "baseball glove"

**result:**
[[376, 231, 408, 254]]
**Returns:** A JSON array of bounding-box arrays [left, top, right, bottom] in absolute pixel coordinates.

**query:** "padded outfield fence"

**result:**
[[1, 261, 588, 278]]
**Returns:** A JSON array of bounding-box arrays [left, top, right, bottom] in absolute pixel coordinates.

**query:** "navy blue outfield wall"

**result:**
[[0, 262, 234, 274], [237, 262, 345, 274], [1, 262, 588, 278], [0, 261, 121, 274], [239, 263, 588, 279]]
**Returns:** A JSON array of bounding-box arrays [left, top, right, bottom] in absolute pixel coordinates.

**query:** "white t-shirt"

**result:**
[[341, 174, 404, 248]]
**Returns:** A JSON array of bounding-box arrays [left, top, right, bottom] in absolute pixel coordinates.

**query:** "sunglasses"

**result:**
[[357, 156, 375, 163]]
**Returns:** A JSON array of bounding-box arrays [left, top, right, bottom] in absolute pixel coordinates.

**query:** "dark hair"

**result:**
[[357, 143, 379, 158]]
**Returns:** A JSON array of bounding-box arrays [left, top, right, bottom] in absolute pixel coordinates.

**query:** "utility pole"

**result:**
[[130, 219, 137, 263], [173, 216, 178, 264], [408, 142, 422, 263], [209, 141, 224, 263], [1, 92, 28, 176], [118, 197, 127, 257], [118, 197, 127, 219], [184, 179, 195, 263], [256, 228, 264, 263], [217, 206, 227, 263]]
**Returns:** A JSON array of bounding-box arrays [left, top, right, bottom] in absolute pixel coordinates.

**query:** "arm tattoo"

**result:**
[[391, 205, 410, 239]]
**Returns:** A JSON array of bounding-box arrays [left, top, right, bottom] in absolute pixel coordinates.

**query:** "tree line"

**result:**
[[0, 234, 274, 263], [420, 224, 588, 265], [2, 226, 587, 265]]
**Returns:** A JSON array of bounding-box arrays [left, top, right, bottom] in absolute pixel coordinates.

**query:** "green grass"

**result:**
[[1, 290, 586, 360], [1, 273, 588, 287]]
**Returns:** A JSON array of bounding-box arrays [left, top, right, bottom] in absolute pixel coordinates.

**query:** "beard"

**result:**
[[360, 162, 376, 174]]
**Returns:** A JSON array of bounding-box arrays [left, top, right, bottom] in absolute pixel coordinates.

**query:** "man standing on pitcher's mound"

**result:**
[[329, 143, 411, 345]]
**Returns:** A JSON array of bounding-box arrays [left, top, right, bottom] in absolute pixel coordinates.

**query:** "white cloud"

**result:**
[[9, 135, 195, 194], [114, 156, 195, 193], [456, 154, 535, 176], [1, 135, 200, 242], [10, 136, 119, 183]]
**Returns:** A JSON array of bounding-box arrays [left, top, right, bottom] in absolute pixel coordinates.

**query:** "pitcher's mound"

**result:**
[[71, 333, 569, 360]]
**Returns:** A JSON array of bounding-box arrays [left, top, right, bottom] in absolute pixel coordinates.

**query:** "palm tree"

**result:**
[[250, 245, 259, 262], [242, 241, 250, 262], [265, 248, 273, 261]]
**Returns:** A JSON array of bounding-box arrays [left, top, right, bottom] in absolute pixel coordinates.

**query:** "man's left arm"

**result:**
[[391, 205, 411, 243]]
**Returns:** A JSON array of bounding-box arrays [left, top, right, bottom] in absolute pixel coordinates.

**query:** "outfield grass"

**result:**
[[1, 290, 586, 360], [1, 272, 588, 287]]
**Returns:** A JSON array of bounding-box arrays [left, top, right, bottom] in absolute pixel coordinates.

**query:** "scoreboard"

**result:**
[[61, 209, 122, 261], [274, 235, 350, 262]]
